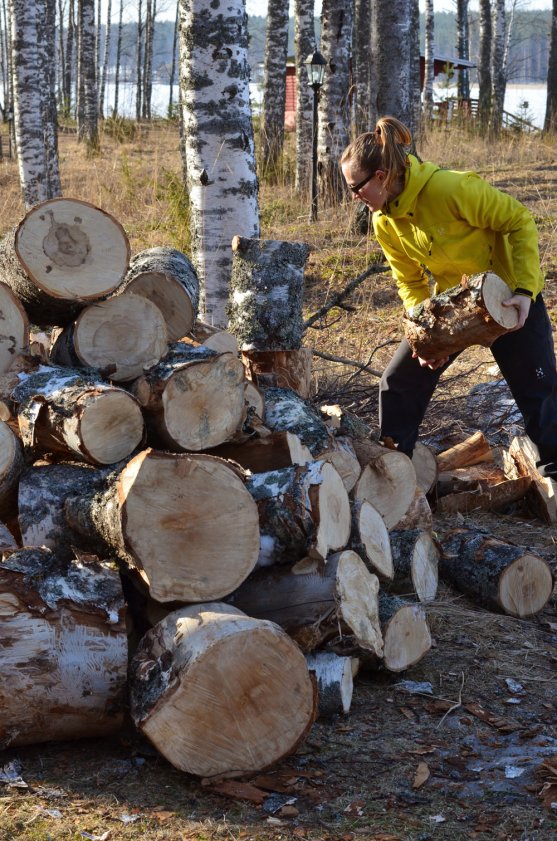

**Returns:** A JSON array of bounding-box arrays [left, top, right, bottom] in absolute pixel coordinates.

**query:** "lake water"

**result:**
[[108, 81, 549, 129]]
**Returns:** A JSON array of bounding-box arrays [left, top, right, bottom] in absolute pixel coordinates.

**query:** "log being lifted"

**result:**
[[377, 592, 432, 672], [352, 439, 417, 529], [11, 365, 145, 464], [389, 529, 439, 602], [0, 281, 29, 374], [403, 272, 518, 359], [261, 386, 332, 456], [0, 547, 127, 748], [306, 652, 354, 717], [228, 550, 383, 658], [64, 449, 260, 603], [246, 460, 350, 566], [130, 343, 246, 452], [50, 292, 168, 382], [0, 420, 24, 521], [129, 603, 317, 779], [440, 527, 554, 617], [116, 247, 200, 342], [228, 236, 309, 350], [350, 499, 394, 582], [0, 199, 130, 326]]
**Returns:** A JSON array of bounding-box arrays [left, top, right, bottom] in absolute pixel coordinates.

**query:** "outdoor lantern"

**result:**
[[305, 49, 327, 90]]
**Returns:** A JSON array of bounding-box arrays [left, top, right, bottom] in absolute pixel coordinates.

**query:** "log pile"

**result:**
[[0, 204, 554, 781]]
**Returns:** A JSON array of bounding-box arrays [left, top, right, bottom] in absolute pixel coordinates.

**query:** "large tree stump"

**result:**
[[116, 247, 200, 342], [306, 652, 354, 717], [0, 281, 29, 374], [440, 527, 554, 617], [130, 343, 246, 452], [403, 272, 518, 358], [242, 348, 312, 398], [0, 547, 127, 748], [64, 449, 260, 603], [0, 199, 130, 326], [352, 440, 417, 529], [228, 236, 309, 350], [0, 420, 24, 521], [12, 366, 145, 464], [129, 603, 316, 778], [350, 499, 394, 581], [389, 529, 439, 602], [228, 550, 383, 657], [50, 292, 168, 382], [246, 460, 351, 566], [377, 592, 432, 672], [261, 386, 332, 456]]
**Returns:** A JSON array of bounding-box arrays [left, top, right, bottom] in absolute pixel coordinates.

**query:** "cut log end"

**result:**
[[351, 499, 394, 581], [125, 271, 196, 342], [353, 444, 417, 530], [382, 603, 432, 672], [80, 390, 145, 464], [0, 282, 29, 374], [312, 462, 351, 560], [334, 550, 383, 658], [498, 554, 554, 618], [411, 532, 440, 602]]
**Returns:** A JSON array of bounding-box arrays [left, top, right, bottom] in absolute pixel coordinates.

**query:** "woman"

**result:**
[[340, 115, 557, 477]]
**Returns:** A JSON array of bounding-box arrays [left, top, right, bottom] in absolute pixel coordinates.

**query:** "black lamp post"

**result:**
[[305, 49, 326, 223]]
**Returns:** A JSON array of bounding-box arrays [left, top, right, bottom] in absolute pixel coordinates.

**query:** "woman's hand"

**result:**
[[412, 352, 449, 370], [502, 294, 531, 330]]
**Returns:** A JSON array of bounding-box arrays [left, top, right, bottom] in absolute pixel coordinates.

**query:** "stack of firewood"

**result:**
[[0, 199, 554, 781]]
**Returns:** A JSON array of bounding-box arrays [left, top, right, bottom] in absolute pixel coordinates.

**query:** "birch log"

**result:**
[[64, 449, 260, 603], [228, 236, 309, 350], [440, 527, 554, 617], [306, 652, 354, 717], [0, 199, 130, 326], [129, 603, 316, 778], [412, 442, 438, 493], [130, 343, 246, 452], [228, 550, 383, 657], [210, 430, 312, 473], [117, 247, 200, 341], [50, 293, 168, 382], [350, 499, 394, 581], [377, 592, 432, 672], [12, 366, 145, 464], [0, 281, 29, 374], [0, 421, 24, 521], [315, 435, 361, 493], [509, 435, 557, 524], [352, 440, 417, 529], [389, 529, 439, 602], [0, 548, 127, 748], [436, 430, 494, 471], [246, 460, 351, 566], [260, 386, 332, 456], [403, 272, 518, 358]]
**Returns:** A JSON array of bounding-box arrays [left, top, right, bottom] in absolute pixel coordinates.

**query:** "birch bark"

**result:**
[[113, 0, 123, 115], [478, 0, 492, 130], [456, 0, 470, 100], [423, 0, 434, 121], [179, 0, 260, 327], [294, 0, 314, 193], [99, 0, 111, 118], [77, 0, 99, 150], [353, 0, 372, 134], [260, 0, 289, 177], [545, 0, 557, 132], [490, 0, 505, 135]]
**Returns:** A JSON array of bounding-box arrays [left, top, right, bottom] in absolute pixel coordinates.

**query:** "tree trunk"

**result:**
[[0, 280, 28, 372], [39, 0, 61, 196], [118, 247, 200, 342], [350, 498, 394, 581], [228, 550, 383, 658], [135, 0, 143, 121], [306, 652, 354, 717], [98, 0, 111, 118], [403, 272, 517, 359], [112, 0, 123, 115], [260, 0, 289, 178], [64, 449, 261, 603], [294, 0, 314, 194], [129, 603, 316, 779], [478, 0, 492, 130], [0, 198, 130, 326], [142, 0, 154, 119], [0, 419, 23, 520], [490, 0, 506, 136], [77, 0, 99, 150], [229, 236, 309, 350], [179, 0, 260, 327], [130, 343, 247, 452], [317, 0, 353, 206], [50, 292, 168, 382], [377, 592, 431, 672], [389, 528, 439, 602], [11, 365, 145, 464], [353, 0, 372, 134], [352, 440, 417, 530], [259, 386, 332, 456], [422, 0, 434, 121], [440, 527, 554, 617], [545, 0, 557, 132], [167, 0, 178, 116], [0, 547, 127, 749], [242, 349, 313, 398], [246, 460, 350, 566], [456, 0, 470, 101]]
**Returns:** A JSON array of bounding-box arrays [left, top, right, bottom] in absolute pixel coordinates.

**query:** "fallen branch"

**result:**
[[304, 264, 387, 329], [312, 349, 382, 378]]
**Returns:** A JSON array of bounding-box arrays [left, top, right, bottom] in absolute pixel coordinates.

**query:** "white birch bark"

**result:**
[[490, 0, 505, 134], [77, 0, 98, 149], [545, 0, 557, 132], [38, 0, 61, 196], [374, 0, 421, 141], [478, 0, 492, 129], [353, 0, 372, 134], [179, 0, 260, 328], [294, 0, 314, 193], [317, 0, 353, 206], [113, 0, 123, 115], [10, 0, 60, 207], [423, 0, 434, 120], [99, 0, 111, 118], [456, 0, 470, 100], [260, 0, 289, 176]]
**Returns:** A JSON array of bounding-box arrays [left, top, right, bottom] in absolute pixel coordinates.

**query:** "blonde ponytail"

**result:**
[[341, 115, 412, 193]]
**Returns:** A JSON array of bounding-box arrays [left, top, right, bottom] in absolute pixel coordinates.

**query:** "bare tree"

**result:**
[[168, 0, 179, 117], [77, 0, 99, 150], [545, 0, 557, 131], [477, 0, 492, 129], [294, 0, 314, 194], [423, 0, 435, 121], [490, 0, 505, 134], [456, 0, 470, 100], [317, 0, 353, 206], [260, 0, 289, 178], [99, 0, 111, 118], [112, 0, 123, 116], [179, 0, 260, 327], [135, 0, 143, 121], [353, 0, 373, 134], [142, 0, 156, 119]]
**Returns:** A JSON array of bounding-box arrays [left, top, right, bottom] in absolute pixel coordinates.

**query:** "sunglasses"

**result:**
[[348, 171, 376, 194]]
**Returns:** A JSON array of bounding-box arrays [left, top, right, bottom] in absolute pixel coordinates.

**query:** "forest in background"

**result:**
[[126, 9, 552, 89]]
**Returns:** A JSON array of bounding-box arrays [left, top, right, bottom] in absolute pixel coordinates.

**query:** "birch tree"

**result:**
[[9, 0, 61, 206], [545, 0, 557, 132], [374, 0, 421, 140], [317, 0, 353, 206], [168, 0, 179, 116], [112, 0, 124, 116], [456, 0, 470, 100], [142, 0, 156, 119], [423, 0, 434, 121], [179, 0, 260, 327], [260, 0, 289, 178], [477, 0, 492, 129], [77, 0, 99, 150], [490, 0, 506, 134], [99, 0, 111, 118], [294, 0, 314, 193], [353, 0, 373, 134], [135, 0, 143, 120]]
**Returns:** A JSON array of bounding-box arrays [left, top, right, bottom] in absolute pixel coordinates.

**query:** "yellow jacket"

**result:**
[[373, 155, 544, 310]]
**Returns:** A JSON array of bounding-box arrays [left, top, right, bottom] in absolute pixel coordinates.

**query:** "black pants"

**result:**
[[379, 294, 557, 462]]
